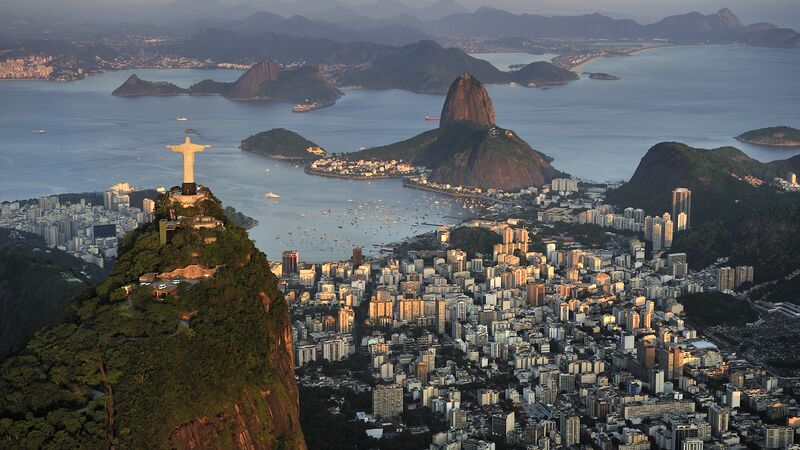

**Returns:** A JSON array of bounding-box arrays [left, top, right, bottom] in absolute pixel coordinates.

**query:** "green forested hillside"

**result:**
[[241, 128, 325, 160], [0, 229, 104, 359], [450, 226, 502, 258], [670, 202, 800, 282], [0, 190, 305, 449], [606, 142, 800, 224]]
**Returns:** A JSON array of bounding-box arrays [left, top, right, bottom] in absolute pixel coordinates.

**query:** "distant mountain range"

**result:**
[[4, 1, 798, 49], [168, 5, 799, 48]]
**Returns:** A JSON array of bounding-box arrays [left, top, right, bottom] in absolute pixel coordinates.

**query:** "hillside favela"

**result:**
[[1, 0, 800, 449]]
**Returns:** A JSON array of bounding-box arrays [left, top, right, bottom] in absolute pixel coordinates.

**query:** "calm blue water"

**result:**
[[1, 45, 798, 260], [470, 52, 559, 70]]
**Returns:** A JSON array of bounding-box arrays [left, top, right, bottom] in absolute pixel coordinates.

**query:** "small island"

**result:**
[[584, 72, 620, 80], [736, 126, 800, 147], [510, 62, 579, 87], [240, 128, 327, 161], [112, 74, 188, 96]]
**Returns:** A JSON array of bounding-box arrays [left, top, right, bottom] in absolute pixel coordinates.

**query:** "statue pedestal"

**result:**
[[182, 182, 197, 195], [169, 189, 207, 207]]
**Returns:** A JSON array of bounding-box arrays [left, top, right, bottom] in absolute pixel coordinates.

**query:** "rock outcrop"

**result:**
[[227, 60, 280, 100], [440, 74, 495, 127], [350, 74, 565, 191]]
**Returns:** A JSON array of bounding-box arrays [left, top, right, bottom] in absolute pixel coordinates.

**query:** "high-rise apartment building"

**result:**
[[765, 426, 794, 449], [652, 223, 663, 251], [282, 250, 299, 275], [672, 188, 692, 229], [526, 283, 546, 306], [709, 404, 730, 437], [373, 384, 404, 418], [717, 267, 736, 291], [351, 246, 363, 267], [735, 266, 754, 288], [436, 297, 446, 335], [561, 414, 580, 446], [671, 423, 700, 450]]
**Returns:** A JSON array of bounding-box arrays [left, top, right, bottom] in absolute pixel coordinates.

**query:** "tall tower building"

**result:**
[[709, 404, 730, 437], [560, 414, 580, 446], [626, 309, 640, 332], [717, 267, 736, 291], [351, 246, 363, 267], [436, 297, 446, 335], [282, 250, 299, 275], [664, 219, 674, 248], [672, 188, 692, 229], [652, 222, 663, 252], [734, 266, 754, 288], [676, 212, 688, 231], [525, 283, 545, 306], [644, 216, 654, 241]]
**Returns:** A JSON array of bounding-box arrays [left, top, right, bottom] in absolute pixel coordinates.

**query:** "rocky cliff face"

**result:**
[[421, 122, 563, 191], [227, 60, 280, 99], [0, 190, 306, 449], [350, 76, 564, 192], [440, 74, 495, 127]]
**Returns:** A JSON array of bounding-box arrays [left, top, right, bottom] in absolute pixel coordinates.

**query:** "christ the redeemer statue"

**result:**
[[166, 136, 210, 195]]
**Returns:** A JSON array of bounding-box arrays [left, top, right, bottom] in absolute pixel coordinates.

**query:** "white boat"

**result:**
[[265, 192, 280, 199], [32, 129, 46, 134], [176, 116, 188, 121]]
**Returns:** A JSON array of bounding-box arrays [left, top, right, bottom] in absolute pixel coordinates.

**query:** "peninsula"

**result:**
[[112, 60, 342, 109], [736, 126, 800, 147], [111, 74, 188, 96]]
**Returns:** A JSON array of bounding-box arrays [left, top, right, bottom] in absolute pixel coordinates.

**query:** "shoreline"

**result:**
[[401, 179, 493, 200], [303, 167, 406, 180], [734, 137, 800, 148], [240, 149, 319, 162], [569, 43, 680, 72]]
